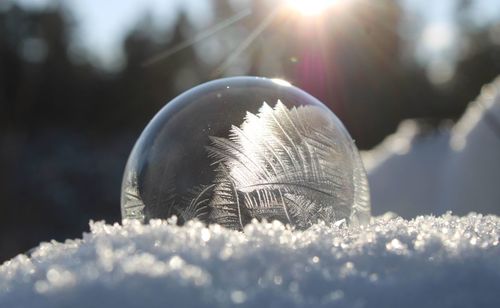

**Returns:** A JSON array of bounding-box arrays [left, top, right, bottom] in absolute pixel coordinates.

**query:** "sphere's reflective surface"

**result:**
[[121, 77, 370, 229]]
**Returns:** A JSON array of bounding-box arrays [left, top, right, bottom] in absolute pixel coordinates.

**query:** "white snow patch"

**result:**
[[1, 214, 499, 307], [364, 76, 500, 217]]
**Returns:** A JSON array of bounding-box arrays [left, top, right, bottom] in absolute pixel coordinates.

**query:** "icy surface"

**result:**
[[1, 214, 499, 308]]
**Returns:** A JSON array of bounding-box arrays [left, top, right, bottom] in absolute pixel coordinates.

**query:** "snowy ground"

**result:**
[[1, 214, 499, 308], [2, 78, 500, 307]]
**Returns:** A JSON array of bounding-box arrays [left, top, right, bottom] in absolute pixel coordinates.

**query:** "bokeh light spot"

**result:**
[[421, 23, 455, 53]]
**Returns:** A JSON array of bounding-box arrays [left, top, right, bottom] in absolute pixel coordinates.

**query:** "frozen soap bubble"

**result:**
[[121, 77, 370, 229]]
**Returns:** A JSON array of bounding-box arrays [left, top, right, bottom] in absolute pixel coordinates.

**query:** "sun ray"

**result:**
[[142, 8, 252, 67], [211, 7, 282, 77], [288, 0, 334, 16]]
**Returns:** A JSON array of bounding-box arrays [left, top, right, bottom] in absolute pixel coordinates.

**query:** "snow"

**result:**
[[364, 76, 500, 217], [1, 214, 499, 307], [3, 79, 500, 308], [362, 120, 451, 217]]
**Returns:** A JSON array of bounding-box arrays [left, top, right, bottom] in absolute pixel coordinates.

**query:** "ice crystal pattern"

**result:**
[[178, 101, 369, 229]]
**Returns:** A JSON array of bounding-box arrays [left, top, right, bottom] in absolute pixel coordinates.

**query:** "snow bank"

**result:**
[[362, 121, 451, 217], [442, 79, 500, 215], [1, 214, 499, 307], [364, 76, 500, 217]]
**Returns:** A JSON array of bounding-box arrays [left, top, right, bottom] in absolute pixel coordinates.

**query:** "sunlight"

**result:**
[[287, 0, 340, 16], [421, 22, 455, 53]]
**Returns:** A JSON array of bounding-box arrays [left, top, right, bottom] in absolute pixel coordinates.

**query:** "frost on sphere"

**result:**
[[121, 77, 370, 229]]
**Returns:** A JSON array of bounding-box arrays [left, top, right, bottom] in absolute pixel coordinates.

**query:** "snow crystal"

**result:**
[[1, 214, 499, 307]]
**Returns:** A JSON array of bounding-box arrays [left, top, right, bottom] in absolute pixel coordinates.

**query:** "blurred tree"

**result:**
[[438, 4, 500, 120]]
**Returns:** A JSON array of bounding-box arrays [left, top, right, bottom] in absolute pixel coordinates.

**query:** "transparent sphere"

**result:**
[[121, 77, 370, 229]]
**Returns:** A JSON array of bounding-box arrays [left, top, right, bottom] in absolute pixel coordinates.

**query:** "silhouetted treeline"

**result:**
[[0, 0, 499, 261]]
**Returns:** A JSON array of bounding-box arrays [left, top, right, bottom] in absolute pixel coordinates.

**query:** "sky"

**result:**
[[63, 0, 216, 69], [5, 0, 500, 71], [404, 0, 499, 60]]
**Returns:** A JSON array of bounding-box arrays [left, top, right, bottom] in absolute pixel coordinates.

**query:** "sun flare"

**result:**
[[287, 0, 339, 16]]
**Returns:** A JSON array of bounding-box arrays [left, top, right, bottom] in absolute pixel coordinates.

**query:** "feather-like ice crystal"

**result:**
[[121, 77, 370, 228]]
